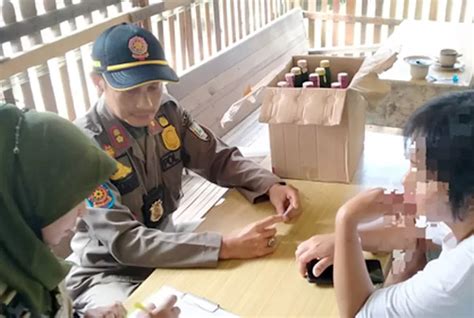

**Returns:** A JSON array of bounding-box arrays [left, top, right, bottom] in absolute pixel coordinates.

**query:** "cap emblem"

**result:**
[[128, 36, 149, 61]]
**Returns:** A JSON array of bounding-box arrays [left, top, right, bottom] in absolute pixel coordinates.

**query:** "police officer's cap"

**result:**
[[92, 23, 179, 90]]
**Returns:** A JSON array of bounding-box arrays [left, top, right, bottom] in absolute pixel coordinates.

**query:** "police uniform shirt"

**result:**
[[66, 93, 282, 299]]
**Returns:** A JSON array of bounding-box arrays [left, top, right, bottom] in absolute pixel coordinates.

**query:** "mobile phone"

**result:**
[[306, 259, 384, 285]]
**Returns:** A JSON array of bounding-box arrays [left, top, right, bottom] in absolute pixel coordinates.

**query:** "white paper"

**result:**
[[128, 285, 239, 318]]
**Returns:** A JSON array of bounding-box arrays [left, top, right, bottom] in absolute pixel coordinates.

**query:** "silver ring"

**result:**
[[267, 237, 276, 248]]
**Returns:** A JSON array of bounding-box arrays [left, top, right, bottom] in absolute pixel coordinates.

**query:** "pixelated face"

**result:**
[[94, 74, 164, 127], [402, 138, 451, 222]]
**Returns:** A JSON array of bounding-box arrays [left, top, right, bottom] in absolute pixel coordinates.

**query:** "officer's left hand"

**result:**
[[268, 183, 301, 222]]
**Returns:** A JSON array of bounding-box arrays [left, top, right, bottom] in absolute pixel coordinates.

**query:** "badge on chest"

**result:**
[[142, 186, 166, 227]]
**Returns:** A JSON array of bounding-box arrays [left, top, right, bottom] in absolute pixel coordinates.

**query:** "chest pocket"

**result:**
[[110, 154, 140, 195]]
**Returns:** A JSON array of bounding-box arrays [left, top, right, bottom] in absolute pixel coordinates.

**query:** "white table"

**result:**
[[368, 20, 474, 127]]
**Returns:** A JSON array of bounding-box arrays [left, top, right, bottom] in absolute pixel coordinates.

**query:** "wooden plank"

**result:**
[[168, 15, 177, 71], [360, 0, 368, 45], [63, 0, 77, 30], [195, 4, 204, 61], [345, 0, 356, 46], [156, 17, 165, 48], [0, 4, 167, 80], [459, 0, 467, 23], [1, 1, 30, 108], [303, 12, 402, 27], [258, 0, 263, 28], [2, 87, 16, 104], [252, 0, 257, 32], [19, 0, 42, 45], [237, 0, 243, 39], [1, 1, 22, 51], [244, 0, 250, 36], [20, 0, 58, 113], [415, 0, 423, 20], [308, 19, 316, 48], [186, 7, 195, 67], [264, 0, 269, 25], [222, 0, 229, 47], [429, 0, 438, 21], [76, 49, 91, 111], [58, 59, 76, 120], [37, 68, 58, 113], [213, 0, 222, 51], [162, 0, 193, 11], [0, 0, 123, 43], [445, 0, 453, 22], [44, 0, 74, 118], [43, 0, 61, 37], [179, 10, 188, 69], [205, 2, 213, 55], [388, 0, 397, 35], [230, 0, 237, 43], [402, 0, 410, 19], [20, 82, 35, 109], [270, 0, 275, 20], [307, 0, 315, 49], [374, 0, 384, 43], [332, 0, 340, 48], [320, 0, 328, 48]]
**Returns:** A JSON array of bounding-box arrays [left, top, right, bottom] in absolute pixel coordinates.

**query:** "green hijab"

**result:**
[[0, 104, 117, 315]]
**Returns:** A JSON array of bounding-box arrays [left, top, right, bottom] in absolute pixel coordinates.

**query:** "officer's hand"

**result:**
[[137, 295, 180, 318], [219, 215, 284, 259], [295, 233, 335, 278], [268, 183, 301, 222], [84, 302, 127, 318]]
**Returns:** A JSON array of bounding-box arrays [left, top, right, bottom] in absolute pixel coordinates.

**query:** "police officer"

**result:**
[[66, 23, 301, 312]]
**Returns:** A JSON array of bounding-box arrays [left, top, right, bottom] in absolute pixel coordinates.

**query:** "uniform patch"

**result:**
[[161, 125, 181, 151], [103, 144, 116, 158], [142, 186, 165, 226], [128, 36, 149, 61], [150, 200, 164, 222], [110, 161, 133, 181], [110, 155, 139, 195], [189, 122, 209, 141], [158, 116, 169, 127], [87, 184, 115, 209], [160, 151, 181, 171], [108, 125, 130, 150]]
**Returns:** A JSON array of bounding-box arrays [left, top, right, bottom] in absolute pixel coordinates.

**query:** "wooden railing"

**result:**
[[295, 0, 473, 54], [1, 0, 472, 121], [0, 0, 292, 120]]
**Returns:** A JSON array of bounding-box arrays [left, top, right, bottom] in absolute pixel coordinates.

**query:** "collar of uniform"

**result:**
[[97, 98, 134, 157]]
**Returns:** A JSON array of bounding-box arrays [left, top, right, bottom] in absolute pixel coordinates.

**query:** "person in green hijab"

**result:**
[[0, 103, 180, 318]]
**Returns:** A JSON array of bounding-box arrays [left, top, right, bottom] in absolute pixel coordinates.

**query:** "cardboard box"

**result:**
[[259, 55, 368, 183]]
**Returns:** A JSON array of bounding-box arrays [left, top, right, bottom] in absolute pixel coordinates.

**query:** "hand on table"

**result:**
[[268, 183, 301, 222], [137, 295, 180, 318], [295, 233, 335, 278], [219, 215, 284, 259]]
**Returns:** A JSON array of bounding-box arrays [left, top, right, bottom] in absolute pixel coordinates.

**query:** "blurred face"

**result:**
[[402, 139, 451, 222], [93, 74, 163, 127], [41, 201, 87, 247]]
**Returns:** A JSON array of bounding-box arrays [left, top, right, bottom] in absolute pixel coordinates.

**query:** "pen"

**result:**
[[134, 302, 152, 314]]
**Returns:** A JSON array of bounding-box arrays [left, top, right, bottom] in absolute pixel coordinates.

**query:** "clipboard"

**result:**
[[129, 285, 239, 318]]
